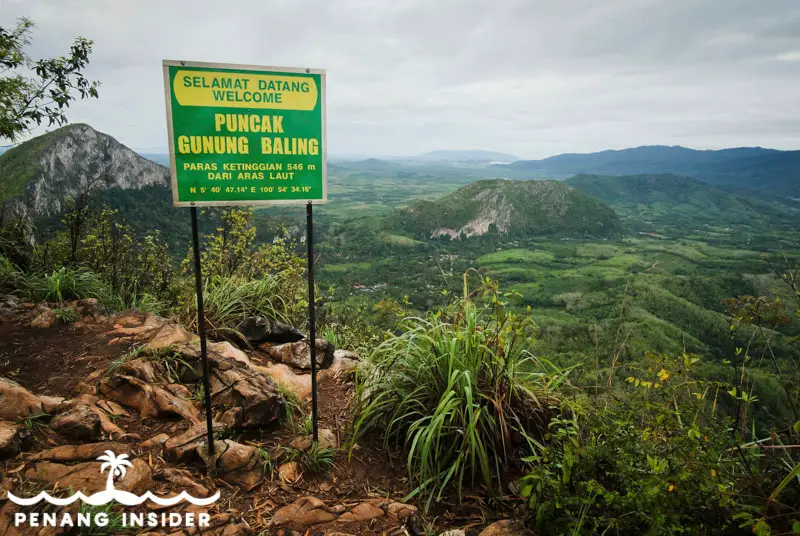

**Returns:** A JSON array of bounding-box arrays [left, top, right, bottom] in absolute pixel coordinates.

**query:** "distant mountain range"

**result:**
[[495, 145, 800, 197], [139, 145, 799, 197], [0, 125, 795, 244], [417, 150, 518, 163]]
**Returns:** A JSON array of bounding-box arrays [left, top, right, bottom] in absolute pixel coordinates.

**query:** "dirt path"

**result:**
[[0, 303, 430, 536]]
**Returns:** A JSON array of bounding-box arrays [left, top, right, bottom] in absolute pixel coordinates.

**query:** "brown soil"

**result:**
[[0, 306, 478, 535], [0, 309, 133, 397]]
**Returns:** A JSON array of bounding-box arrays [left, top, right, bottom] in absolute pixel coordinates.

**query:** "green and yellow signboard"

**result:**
[[162, 61, 326, 206]]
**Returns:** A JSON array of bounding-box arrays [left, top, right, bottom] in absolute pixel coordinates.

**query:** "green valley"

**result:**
[[3, 4, 800, 533], [2, 125, 799, 535]]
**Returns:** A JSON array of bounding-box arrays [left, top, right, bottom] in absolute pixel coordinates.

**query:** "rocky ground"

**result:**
[[0, 296, 528, 536]]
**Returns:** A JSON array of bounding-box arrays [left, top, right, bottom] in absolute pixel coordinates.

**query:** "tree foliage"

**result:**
[[0, 17, 99, 141]]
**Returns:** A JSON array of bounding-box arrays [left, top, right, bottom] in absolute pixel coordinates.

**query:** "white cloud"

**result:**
[[776, 50, 800, 61], [1, 0, 799, 157]]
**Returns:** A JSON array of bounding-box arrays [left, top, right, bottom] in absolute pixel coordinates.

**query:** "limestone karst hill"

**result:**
[[390, 178, 622, 240], [0, 124, 169, 224]]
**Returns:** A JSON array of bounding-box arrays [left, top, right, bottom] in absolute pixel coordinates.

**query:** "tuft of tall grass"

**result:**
[[277, 382, 307, 431], [22, 266, 116, 306], [353, 274, 567, 509], [281, 442, 336, 475], [124, 292, 164, 315], [180, 275, 297, 340], [0, 254, 22, 290], [52, 306, 78, 324]]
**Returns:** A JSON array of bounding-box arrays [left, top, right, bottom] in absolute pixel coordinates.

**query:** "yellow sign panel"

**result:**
[[172, 70, 318, 111]]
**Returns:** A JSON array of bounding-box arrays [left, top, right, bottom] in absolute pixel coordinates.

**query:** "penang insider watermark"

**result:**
[[9, 450, 219, 530], [14, 511, 211, 530]]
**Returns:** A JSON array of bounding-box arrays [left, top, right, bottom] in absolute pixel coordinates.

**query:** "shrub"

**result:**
[[353, 274, 566, 509], [80, 207, 175, 306], [124, 292, 164, 315], [0, 219, 34, 270], [52, 306, 78, 324], [321, 294, 386, 355], [519, 353, 800, 535], [179, 208, 308, 335]]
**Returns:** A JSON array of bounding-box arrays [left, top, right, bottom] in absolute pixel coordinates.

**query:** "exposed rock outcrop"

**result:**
[[330, 349, 360, 373], [269, 496, 417, 527], [206, 355, 286, 429], [49, 404, 103, 440], [25, 458, 153, 495], [98, 361, 202, 423], [238, 316, 306, 345], [0, 377, 44, 420], [261, 338, 334, 370], [0, 124, 169, 222], [0, 420, 27, 457], [30, 442, 129, 462], [478, 519, 531, 536], [199, 440, 263, 491], [29, 304, 56, 328]]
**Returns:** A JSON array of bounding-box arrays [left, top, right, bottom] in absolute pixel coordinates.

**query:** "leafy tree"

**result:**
[[0, 17, 99, 141], [80, 207, 174, 307], [186, 208, 304, 281]]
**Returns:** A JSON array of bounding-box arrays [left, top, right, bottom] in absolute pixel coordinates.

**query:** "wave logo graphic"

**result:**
[[8, 451, 220, 507]]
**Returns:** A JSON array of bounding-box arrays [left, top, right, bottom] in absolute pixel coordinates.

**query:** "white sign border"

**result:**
[[162, 60, 327, 207]]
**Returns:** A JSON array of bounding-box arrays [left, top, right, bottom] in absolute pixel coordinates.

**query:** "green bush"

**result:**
[[519, 353, 800, 535], [179, 208, 308, 334], [124, 292, 164, 315], [353, 274, 567, 509], [80, 207, 175, 306]]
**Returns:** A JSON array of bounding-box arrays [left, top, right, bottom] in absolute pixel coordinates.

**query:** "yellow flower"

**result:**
[[668, 484, 676, 493], [710, 469, 717, 478], [657, 369, 670, 381]]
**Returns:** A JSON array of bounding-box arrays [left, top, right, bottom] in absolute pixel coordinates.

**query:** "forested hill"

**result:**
[[388, 179, 622, 239], [496, 145, 800, 196], [565, 173, 791, 230]]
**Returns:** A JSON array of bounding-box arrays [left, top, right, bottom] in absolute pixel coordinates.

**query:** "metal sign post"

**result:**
[[163, 60, 327, 449], [306, 202, 318, 442], [190, 207, 216, 455]]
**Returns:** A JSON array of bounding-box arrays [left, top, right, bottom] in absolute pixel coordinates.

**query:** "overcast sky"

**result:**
[[2, 0, 799, 158]]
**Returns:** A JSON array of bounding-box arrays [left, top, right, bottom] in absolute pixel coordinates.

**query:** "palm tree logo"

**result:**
[[8, 450, 219, 507], [97, 451, 133, 492]]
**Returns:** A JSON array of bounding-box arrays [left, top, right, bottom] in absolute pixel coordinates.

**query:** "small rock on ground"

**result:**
[[30, 305, 56, 328], [0, 377, 44, 420], [478, 519, 530, 536], [278, 461, 302, 483], [0, 420, 26, 457], [260, 338, 334, 370]]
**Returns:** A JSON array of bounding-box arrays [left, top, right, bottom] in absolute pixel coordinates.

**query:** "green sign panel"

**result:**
[[162, 61, 326, 206]]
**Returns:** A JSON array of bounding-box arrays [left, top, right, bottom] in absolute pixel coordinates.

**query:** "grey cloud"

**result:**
[[1, 0, 798, 157]]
